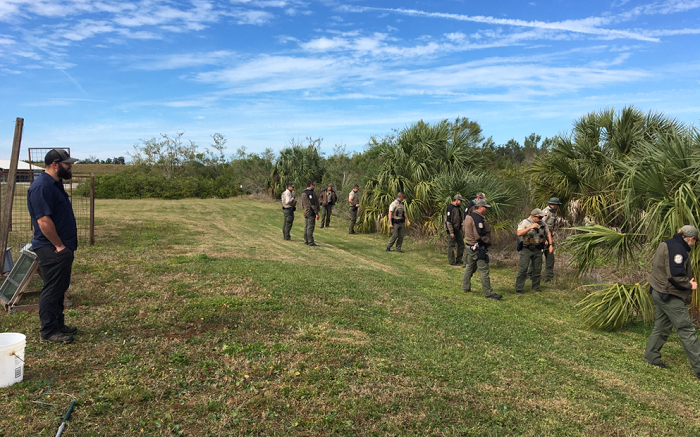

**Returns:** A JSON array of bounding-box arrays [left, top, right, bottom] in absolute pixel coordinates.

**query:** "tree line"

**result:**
[[78, 105, 700, 330]]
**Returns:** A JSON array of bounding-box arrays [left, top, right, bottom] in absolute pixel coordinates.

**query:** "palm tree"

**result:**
[[554, 109, 697, 330], [356, 118, 489, 234], [269, 139, 325, 198]]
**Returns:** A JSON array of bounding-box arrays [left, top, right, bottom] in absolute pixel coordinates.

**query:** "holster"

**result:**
[[516, 240, 523, 252], [477, 246, 489, 263]]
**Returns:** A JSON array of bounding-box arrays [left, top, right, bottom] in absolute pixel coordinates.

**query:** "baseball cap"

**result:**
[[475, 199, 491, 208], [453, 194, 465, 201], [680, 225, 699, 238], [548, 197, 563, 205], [44, 149, 78, 165], [475, 192, 486, 199], [531, 208, 544, 217]]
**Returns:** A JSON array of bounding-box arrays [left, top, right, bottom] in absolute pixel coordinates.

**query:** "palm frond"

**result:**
[[576, 283, 654, 330]]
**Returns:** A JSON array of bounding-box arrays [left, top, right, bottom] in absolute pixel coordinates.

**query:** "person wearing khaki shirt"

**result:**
[[386, 192, 410, 252], [515, 209, 552, 294], [528, 197, 563, 282], [461, 199, 501, 300], [348, 185, 360, 234], [281, 182, 297, 240], [644, 225, 700, 377]]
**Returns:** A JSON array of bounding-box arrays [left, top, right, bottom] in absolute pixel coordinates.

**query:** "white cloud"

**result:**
[[344, 4, 700, 42], [445, 32, 466, 42], [127, 51, 236, 70], [194, 55, 346, 93], [227, 9, 275, 25]]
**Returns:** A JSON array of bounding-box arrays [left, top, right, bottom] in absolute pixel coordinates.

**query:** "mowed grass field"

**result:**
[[2, 198, 700, 436]]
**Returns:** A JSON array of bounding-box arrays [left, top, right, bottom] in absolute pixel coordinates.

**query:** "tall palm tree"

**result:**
[[557, 110, 697, 330]]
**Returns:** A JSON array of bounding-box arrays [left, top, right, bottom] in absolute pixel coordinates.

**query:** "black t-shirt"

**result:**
[[27, 172, 78, 251]]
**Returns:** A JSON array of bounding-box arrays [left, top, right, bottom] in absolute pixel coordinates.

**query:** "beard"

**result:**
[[57, 164, 72, 180]]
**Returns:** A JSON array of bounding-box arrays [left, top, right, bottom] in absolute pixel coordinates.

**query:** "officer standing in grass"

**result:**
[[348, 184, 360, 234], [528, 197, 562, 282], [27, 149, 79, 344], [445, 194, 464, 266], [318, 184, 337, 228], [462, 199, 501, 300], [301, 180, 320, 246], [541, 197, 562, 282], [386, 192, 410, 253], [281, 182, 296, 240], [515, 209, 553, 294], [644, 225, 700, 378]]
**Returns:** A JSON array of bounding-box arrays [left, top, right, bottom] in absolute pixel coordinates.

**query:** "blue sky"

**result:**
[[1, 0, 700, 160]]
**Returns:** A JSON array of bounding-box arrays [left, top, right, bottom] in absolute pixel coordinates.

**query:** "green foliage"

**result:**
[[562, 225, 642, 275], [269, 138, 325, 198], [356, 118, 521, 234], [533, 107, 700, 329], [576, 283, 654, 330], [428, 170, 519, 233], [84, 165, 240, 199], [230, 146, 275, 195], [530, 106, 683, 225]]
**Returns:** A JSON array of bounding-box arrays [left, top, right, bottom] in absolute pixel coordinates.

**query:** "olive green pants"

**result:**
[[447, 230, 464, 264], [516, 247, 543, 292], [644, 289, 700, 374], [349, 207, 358, 233], [304, 215, 316, 244], [282, 208, 294, 239], [528, 248, 555, 282], [462, 248, 493, 296], [387, 222, 405, 251], [320, 205, 333, 227]]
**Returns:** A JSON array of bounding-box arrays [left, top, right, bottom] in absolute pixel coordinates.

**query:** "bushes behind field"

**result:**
[[78, 166, 240, 199]]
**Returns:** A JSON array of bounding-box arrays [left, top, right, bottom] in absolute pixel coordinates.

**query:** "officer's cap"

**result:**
[[680, 225, 699, 238], [453, 194, 464, 201], [531, 208, 544, 217], [475, 192, 486, 199], [548, 197, 562, 205], [475, 199, 491, 208]]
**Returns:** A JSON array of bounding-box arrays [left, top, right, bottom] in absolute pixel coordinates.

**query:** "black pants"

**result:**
[[35, 246, 74, 338]]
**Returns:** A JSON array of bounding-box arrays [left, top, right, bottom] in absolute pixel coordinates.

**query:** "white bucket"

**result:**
[[0, 333, 26, 387]]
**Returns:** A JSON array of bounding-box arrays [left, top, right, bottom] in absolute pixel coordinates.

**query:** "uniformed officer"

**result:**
[[541, 197, 562, 282], [528, 197, 562, 282], [515, 209, 552, 294], [445, 194, 464, 266], [386, 192, 410, 252], [462, 199, 501, 300], [318, 184, 337, 228], [301, 180, 320, 246], [463, 192, 486, 216], [644, 225, 700, 378], [281, 182, 297, 240], [348, 184, 360, 234]]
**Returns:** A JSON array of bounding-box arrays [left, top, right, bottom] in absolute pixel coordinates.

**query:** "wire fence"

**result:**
[[1, 169, 93, 267]]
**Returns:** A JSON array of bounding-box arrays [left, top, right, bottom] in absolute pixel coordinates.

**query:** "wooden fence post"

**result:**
[[0, 118, 24, 274], [89, 174, 95, 245]]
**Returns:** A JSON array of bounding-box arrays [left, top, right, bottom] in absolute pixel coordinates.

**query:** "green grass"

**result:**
[[1, 198, 700, 436]]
